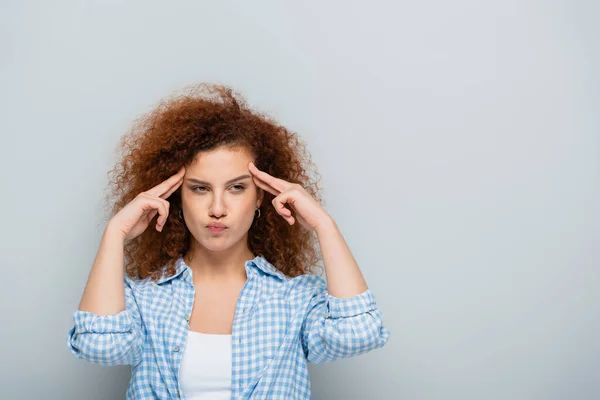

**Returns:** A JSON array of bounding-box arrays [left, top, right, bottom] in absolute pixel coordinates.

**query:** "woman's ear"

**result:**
[[257, 187, 264, 208]]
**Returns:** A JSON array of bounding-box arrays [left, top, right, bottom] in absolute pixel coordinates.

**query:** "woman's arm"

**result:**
[[66, 222, 144, 366], [300, 217, 390, 364], [314, 216, 368, 298], [300, 278, 390, 364], [78, 220, 128, 315]]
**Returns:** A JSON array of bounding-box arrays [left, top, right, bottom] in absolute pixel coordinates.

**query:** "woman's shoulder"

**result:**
[[254, 255, 326, 295], [270, 273, 328, 305], [122, 256, 187, 289], [286, 273, 327, 291], [122, 273, 161, 295], [254, 273, 327, 314]]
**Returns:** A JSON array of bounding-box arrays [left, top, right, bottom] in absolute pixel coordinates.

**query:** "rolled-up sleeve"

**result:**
[[66, 276, 144, 367], [300, 278, 391, 364]]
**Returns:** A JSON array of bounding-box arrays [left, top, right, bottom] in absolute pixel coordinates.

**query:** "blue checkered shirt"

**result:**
[[66, 255, 390, 399]]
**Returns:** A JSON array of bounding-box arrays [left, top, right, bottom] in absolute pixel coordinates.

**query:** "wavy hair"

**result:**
[[104, 83, 325, 282]]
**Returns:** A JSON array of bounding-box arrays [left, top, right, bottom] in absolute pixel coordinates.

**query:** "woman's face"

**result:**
[[180, 146, 263, 253]]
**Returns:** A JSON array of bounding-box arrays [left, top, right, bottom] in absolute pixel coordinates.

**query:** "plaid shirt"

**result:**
[[66, 255, 390, 399]]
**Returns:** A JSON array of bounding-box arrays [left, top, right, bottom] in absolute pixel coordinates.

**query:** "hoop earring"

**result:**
[[186, 239, 194, 263], [179, 209, 183, 219], [255, 207, 261, 219]]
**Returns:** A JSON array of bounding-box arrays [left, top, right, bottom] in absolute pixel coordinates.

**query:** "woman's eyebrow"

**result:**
[[186, 174, 251, 186]]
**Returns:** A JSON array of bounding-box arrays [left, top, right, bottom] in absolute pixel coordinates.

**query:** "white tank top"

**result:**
[[178, 330, 232, 399]]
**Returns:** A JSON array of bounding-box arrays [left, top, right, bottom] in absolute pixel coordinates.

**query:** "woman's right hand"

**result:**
[[110, 166, 186, 242]]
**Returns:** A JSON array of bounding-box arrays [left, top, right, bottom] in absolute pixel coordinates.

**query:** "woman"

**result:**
[[66, 83, 390, 399]]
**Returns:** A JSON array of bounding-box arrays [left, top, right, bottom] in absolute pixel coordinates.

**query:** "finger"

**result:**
[[275, 203, 292, 216], [160, 176, 184, 200], [141, 195, 170, 229], [147, 166, 186, 198], [248, 162, 291, 192], [252, 176, 279, 197], [147, 209, 158, 222], [272, 195, 294, 224]]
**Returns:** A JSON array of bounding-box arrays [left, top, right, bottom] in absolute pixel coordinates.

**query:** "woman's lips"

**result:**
[[208, 226, 227, 234]]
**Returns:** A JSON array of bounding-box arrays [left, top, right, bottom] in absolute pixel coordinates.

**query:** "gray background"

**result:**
[[1, 0, 598, 399]]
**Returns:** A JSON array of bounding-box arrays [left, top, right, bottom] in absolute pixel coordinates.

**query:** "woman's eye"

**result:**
[[192, 185, 245, 192]]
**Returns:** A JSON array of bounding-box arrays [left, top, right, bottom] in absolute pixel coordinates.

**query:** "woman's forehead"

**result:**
[[186, 147, 253, 179]]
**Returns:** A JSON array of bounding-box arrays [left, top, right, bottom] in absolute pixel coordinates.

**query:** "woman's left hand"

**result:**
[[248, 161, 330, 231]]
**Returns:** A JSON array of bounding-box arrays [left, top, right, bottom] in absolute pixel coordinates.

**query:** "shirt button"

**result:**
[[184, 313, 190, 321], [174, 345, 180, 352], [176, 389, 181, 397]]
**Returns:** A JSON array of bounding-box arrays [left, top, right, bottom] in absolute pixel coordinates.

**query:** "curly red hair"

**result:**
[[103, 83, 325, 282]]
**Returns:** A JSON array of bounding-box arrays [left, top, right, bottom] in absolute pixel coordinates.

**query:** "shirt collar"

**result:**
[[153, 254, 286, 285]]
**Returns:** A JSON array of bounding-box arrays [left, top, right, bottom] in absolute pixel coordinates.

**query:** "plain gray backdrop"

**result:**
[[1, 0, 598, 399]]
